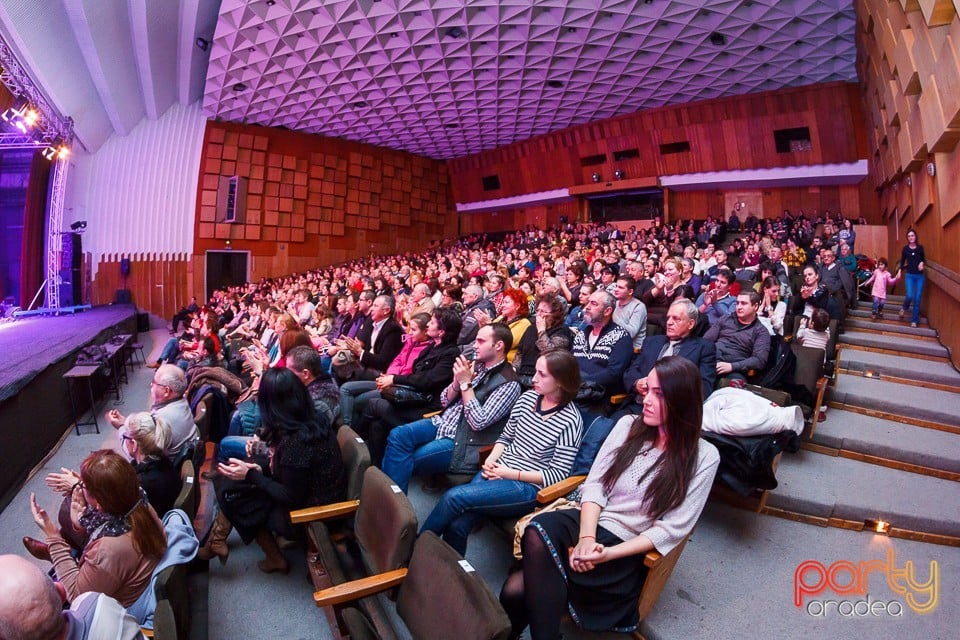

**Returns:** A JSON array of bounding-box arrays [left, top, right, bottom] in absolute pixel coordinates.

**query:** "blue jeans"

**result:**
[[218, 435, 250, 463], [902, 272, 925, 324], [381, 418, 454, 493], [158, 337, 180, 363], [421, 472, 539, 555], [339, 381, 379, 426]]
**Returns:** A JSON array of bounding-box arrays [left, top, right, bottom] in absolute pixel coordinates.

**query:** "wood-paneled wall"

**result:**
[[192, 121, 457, 294], [459, 200, 581, 235], [857, 0, 960, 366], [89, 256, 190, 322], [668, 184, 875, 221], [449, 82, 869, 207]]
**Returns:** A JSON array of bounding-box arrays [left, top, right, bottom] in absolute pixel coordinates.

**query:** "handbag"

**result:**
[[380, 384, 433, 407], [575, 381, 607, 404]]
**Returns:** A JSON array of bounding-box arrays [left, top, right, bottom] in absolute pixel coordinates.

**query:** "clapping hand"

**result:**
[[452, 355, 475, 387], [30, 493, 59, 539], [45, 468, 80, 496]]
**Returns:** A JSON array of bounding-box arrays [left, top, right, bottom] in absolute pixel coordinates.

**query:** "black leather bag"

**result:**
[[381, 384, 432, 408]]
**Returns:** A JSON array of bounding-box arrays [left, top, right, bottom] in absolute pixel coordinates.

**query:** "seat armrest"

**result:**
[[536, 475, 587, 503], [610, 393, 628, 405], [290, 499, 360, 524], [313, 568, 409, 607], [643, 550, 664, 568], [141, 629, 154, 638]]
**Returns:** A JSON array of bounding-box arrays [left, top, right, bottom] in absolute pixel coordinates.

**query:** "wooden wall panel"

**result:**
[[89, 257, 190, 322], [859, 0, 960, 365], [449, 82, 867, 207], [192, 121, 457, 290], [668, 186, 861, 222], [459, 200, 581, 236]]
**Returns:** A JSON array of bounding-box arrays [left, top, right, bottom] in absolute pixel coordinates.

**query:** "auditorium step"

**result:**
[[825, 373, 960, 433], [838, 349, 960, 391], [843, 317, 938, 339], [764, 449, 960, 544], [848, 307, 928, 325], [839, 330, 951, 361], [805, 408, 960, 481]]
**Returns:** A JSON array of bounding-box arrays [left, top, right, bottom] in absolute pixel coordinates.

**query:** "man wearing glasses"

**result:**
[[106, 364, 197, 459]]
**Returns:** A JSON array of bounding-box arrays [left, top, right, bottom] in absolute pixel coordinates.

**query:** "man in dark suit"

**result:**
[[614, 299, 716, 420], [352, 295, 404, 375]]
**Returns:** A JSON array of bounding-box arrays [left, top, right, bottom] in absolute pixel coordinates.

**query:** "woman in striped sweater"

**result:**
[[420, 350, 583, 555]]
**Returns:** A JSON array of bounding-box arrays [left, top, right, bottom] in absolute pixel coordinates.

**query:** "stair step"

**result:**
[[826, 374, 960, 432], [839, 349, 960, 390], [839, 331, 950, 360], [843, 317, 938, 339], [848, 308, 927, 325], [766, 450, 960, 541], [807, 408, 960, 480]]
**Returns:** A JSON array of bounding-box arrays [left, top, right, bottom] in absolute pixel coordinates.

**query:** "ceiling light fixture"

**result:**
[[709, 32, 726, 46], [195, 38, 209, 51], [614, 169, 625, 180], [445, 26, 465, 39], [591, 172, 601, 183], [547, 80, 564, 89], [232, 82, 247, 92]]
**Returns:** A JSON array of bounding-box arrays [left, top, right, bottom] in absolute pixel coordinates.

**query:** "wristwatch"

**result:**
[[459, 381, 471, 392]]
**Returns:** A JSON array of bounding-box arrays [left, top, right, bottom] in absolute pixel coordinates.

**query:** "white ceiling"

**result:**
[[0, 0, 221, 153], [0, 0, 857, 160], [203, 0, 858, 159]]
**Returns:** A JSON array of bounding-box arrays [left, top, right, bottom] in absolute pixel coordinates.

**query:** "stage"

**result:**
[[0, 304, 137, 511]]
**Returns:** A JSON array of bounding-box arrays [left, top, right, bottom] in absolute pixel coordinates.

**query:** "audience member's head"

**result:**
[[152, 365, 186, 406], [286, 345, 324, 383], [735, 291, 761, 324], [533, 350, 581, 405], [0, 554, 67, 640], [122, 412, 172, 462], [665, 299, 699, 340], [476, 323, 512, 364], [583, 290, 615, 329]]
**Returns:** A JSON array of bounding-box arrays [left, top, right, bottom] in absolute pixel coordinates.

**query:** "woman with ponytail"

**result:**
[[500, 357, 719, 639], [29, 450, 166, 607]]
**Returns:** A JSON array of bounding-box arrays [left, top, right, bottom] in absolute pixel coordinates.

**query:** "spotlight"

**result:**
[[591, 172, 601, 183], [614, 169, 625, 180], [41, 139, 69, 161], [70, 220, 87, 232]]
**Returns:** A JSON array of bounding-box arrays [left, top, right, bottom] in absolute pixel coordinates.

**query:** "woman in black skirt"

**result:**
[[499, 357, 720, 639]]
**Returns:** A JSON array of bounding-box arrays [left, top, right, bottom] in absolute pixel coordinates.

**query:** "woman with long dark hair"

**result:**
[[500, 357, 719, 639], [898, 228, 925, 327], [29, 450, 167, 607], [202, 367, 346, 573]]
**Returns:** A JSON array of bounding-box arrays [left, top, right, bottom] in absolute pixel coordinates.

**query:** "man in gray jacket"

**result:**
[[703, 291, 771, 387], [457, 285, 495, 356]]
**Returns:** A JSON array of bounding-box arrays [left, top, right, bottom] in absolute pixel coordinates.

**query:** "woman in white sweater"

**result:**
[[500, 356, 719, 639]]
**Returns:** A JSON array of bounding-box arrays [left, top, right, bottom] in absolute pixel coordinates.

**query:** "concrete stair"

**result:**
[[759, 297, 960, 546]]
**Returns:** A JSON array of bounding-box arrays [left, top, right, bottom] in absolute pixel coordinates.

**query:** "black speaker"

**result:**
[[120, 258, 131, 277], [115, 289, 132, 305], [137, 312, 150, 333]]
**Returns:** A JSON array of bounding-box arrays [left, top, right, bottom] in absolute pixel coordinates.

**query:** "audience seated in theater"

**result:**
[[382, 323, 522, 493], [0, 555, 143, 640], [204, 367, 346, 573], [703, 291, 771, 386], [170, 296, 199, 335], [796, 264, 833, 319], [695, 268, 737, 326], [572, 290, 634, 397], [421, 350, 583, 555], [458, 284, 496, 356], [27, 450, 167, 608], [500, 357, 719, 639], [339, 294, 405, 381], [151, 312, 220, 370], [475, 288, 530, 364], [564, 281, 595, 330], [818, 248, 855, 307], [353, 308, 462, 464], [757, 275, 788, 336], [339, 312, 431, 428], [796, 308, 832, 359], [403, 283, 436, 324], [611, 275, 648, 352], [513, 293, 575, 388], [106, 365, 198, 460], [641, 257, 686, 330], [618, 299, 716, 421]]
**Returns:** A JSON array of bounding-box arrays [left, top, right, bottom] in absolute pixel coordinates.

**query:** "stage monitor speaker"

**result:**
[[115, 289, 132, 305], [137, 312, 150, 333], [120, 258, 131, 277]]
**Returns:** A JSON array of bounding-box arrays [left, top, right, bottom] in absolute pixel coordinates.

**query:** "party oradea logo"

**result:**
[[794, 549, 938, 617]]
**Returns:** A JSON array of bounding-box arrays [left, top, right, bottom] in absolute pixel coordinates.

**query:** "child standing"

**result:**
[[860, 258, 900, 320]]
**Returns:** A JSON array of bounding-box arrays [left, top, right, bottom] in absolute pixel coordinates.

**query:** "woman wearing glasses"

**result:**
[[28, 450, 167, 607]]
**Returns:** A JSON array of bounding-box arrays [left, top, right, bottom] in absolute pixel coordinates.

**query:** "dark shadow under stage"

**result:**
[[0, 305, 137, 512]]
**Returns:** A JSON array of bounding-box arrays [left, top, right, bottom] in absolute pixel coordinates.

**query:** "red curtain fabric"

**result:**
[[20, 152, 51, 307]]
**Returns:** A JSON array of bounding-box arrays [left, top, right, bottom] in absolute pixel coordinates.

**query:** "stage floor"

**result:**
[[0, 304, 137, 403]]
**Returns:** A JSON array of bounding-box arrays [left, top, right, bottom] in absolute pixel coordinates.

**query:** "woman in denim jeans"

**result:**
[[898, 229, 926, 327]]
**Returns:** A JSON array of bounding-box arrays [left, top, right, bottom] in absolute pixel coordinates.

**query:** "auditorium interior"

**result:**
[[0, 1, 957, 639]]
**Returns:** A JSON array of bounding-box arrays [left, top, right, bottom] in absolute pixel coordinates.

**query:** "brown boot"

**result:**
[[22, 536, 51, 562], [254, 531, 289, 574], [197, 511, 231, 565]]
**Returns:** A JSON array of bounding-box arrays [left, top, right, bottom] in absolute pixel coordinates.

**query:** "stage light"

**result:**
[[41, 139, 69, 161], [70, 220, 87, 232], [614, 169, 625, 180], [591, 172, 601, 183]]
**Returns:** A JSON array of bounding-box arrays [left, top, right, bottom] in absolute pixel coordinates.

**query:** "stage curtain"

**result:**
[[20, 152, 51, 307]]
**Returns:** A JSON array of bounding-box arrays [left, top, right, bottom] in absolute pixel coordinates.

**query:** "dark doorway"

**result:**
[[205, 250, 249, 301], [588, 188, 663, 223]]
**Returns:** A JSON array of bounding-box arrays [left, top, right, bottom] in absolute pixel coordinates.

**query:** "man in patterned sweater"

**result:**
[[572, 290, 633, 396]]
